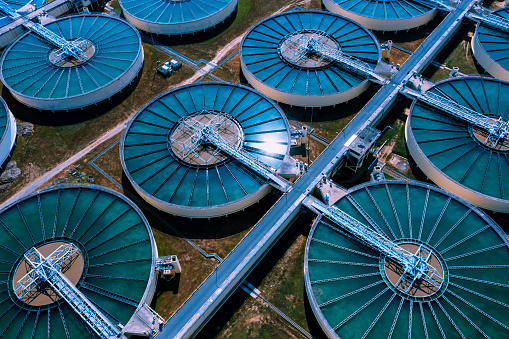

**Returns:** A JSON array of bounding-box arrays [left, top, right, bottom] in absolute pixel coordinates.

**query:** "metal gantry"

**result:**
[[0, 0, 89, 64], [470, 12, 509, 33], [170, 111, 290, 191], [405, 88, 509, 147], [14, 243, 122, 339], [302, 33, 388, 84], [307, 197, 444, 295]]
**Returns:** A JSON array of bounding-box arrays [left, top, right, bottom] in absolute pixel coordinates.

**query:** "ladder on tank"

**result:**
[[405, 87, 509, 147], [0, 0, 89, 64], [302, 33, 388, 84], [14, 243, 123, 339], [170, 112, 291, 191], [305, 197, 444, 294]]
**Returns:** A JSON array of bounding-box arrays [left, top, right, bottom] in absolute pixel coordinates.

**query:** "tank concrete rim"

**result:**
[[304, 179, 508, 339], [119, 0, 237, 34], [0, 183, 159, 311], [0, 14, 144, 110], [120, 81, 291, 217], [472, 27, 509, 80], [322, 0, 436, 26], [406, 76, 509, 212], [239, 10, 381, 106]]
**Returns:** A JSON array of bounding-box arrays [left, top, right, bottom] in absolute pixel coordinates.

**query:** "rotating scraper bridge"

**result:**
[[159, 0, 509, 338], [2, 0, 509, 337]]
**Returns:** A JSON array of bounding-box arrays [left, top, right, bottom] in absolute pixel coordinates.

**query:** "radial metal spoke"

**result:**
[[311, 272, 379, 284], [440, 225, 490, 254], [311, 238, 379, 259], [318, 280, 384, 308], [432, 209, 471, 249], [434, 298, 467, 338], [445, 290, 509, 331], [449, 282, 509, 309], [427, 302, 447, 338], [445, 243, 506, 262], [333, 287, 389, 331], [388, 298, 405, 339], [361, 292, 396, 339]]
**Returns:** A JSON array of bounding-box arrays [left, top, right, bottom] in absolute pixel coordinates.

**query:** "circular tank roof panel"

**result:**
[[0, 185, 156, 338], [407, 77, 509, 211], [121, 82, 291, 217], [305, 181, 509, 338]]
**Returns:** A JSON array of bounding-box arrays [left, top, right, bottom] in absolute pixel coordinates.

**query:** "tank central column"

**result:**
[[14, 243, 123, 339], [305, 196, 444, 294]]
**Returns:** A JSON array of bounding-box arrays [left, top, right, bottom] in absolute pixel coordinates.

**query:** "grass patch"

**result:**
[[108, 0, 121, 13], [0, 42, 197, 204]]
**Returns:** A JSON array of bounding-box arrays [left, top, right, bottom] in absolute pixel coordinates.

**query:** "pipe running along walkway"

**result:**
[[157, 0, 478, 337]]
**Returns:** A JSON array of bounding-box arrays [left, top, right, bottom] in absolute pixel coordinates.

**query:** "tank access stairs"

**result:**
[[403, 87, 509, 148], [170, 112, 291, 192], [0, 0, 90, 64], [304, 196, 444, 295], [13, 243, 124, 339]]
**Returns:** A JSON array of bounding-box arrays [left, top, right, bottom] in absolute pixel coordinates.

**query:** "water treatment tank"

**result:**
[[322, 0, 437, 31], [0, 14, 143, 111], [240, 10, 381, 107], [121, 82, 291, 218], [305, 180, 509, 338], [0, 184, 157, 338], [406, 76, 509, 212], [472, 8, 509, 81], [0, 97, 16, 167], [119, 0, 237, 35]]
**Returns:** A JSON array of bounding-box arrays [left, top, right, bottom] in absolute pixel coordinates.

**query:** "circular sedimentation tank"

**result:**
[[0, 97, 16, 167], [121, 82, 291, 218], [0, 14, 143, 111], [322, 0, 437, 31], [119, 0, 237, 36], [240, 10, 381, 107], [305, 180, 509, 338], [472, 8, 509, 81], [0, 184, 157, 338], [406, 77, 509, 212]]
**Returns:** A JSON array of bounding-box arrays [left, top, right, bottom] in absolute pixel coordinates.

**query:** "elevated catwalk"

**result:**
[[305, 180, 509, 338], [240, 10, 381, 107]]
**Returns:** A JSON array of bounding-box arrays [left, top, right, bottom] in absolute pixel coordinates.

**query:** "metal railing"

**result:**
[[308, 198, 444, 295], [0, 0, 89, 63], [170, 112, 290, 191], [14, 244, 122, 339], [406, 88, 509, 147], [470, 12, 509, 33], [305, 34, 388, 84]]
